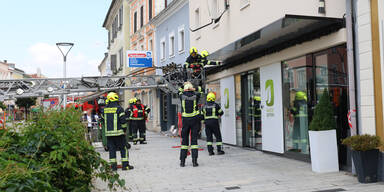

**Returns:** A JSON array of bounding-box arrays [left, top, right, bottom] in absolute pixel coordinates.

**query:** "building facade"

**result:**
[[151, 0, 190, 131], [352, 0, 384, 180], [128, 0, 168, 132], [103, 0, 132, 108], [188, 0, 354, 169]]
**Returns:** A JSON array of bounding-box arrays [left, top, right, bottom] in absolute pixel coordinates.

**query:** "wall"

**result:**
[[189, 0, 346, 54], [155, 2, 190, 68], [354, 0, 376, 135]]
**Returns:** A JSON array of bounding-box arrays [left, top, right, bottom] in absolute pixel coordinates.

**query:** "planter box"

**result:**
[[309, 130, 339, 173], [352, 149, 379, 183]]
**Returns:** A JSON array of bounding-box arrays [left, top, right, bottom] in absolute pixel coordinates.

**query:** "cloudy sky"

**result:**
[[0, 0, 112, 78]]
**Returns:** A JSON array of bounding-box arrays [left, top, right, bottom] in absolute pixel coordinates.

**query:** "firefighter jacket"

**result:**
[[201, 58, 220, 66], [184, 54, 203, 70], [129, 104, 149, 121], [202, 101, 223, 120], [290, 99, 308, 117], [101, 101, 127, 136], [179, 87, 202, 118]]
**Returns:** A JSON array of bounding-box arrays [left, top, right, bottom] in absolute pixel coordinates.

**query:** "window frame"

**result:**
[[160, 37, 166, 61], [169, 32, 175, 57], [178, 25, 185, 53], [140, 6, 144, 28]]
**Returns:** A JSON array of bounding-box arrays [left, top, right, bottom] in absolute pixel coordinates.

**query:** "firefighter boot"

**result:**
[[217, 145, 225, 155], [192, 158, 199, 167], [140, 141, 147, 144], [208, 145, 215, 156], [180, 159, 185, 167], [122, 162, 134, 170], [111, 163, 117, 171]]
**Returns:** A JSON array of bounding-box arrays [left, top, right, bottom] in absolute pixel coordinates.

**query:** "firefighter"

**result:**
[[202, 92, 224, 156], [253, 96, 262, 137], [125, 98, 136, 142], [130, 98, 147, 145], [290, 91, 308, 153], [102, 92, 133, 171], [97, 96, 109, 151], [200, 50, 221, 66], [136, 99, 150, 144], [184, 47, 204, 79], [179, 82, 202, 167]]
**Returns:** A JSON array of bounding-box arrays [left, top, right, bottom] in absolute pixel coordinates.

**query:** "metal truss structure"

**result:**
[[0, 75, 172, 101], [0, 63, 213, 101]]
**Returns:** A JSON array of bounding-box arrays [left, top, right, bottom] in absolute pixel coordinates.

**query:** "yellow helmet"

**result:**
[[253, 96, 261, 101], [207, 92, 216, 102], [107, 92, 119, 102], [295, 91, 307, 101], [201, 50, 209, 58], [189, 47, 198, 54], [129, 98, 134, 104]]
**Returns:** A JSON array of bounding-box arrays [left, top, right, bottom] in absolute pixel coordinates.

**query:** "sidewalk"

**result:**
[[93, 132, 384, 192]]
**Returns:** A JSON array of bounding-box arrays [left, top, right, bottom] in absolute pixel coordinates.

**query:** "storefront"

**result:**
[[207, 15, 352, 170]]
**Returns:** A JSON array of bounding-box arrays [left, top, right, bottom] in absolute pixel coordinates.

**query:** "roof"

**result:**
[[207, 15, 345, 74]]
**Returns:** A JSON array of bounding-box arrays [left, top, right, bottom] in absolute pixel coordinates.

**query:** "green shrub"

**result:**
[[309, 89, 336, 131], [0, 109, 125, 191], [342, 134, 382, 151]]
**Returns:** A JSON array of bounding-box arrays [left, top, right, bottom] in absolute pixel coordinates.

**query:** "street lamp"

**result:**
[[56, 42, 74, 109]]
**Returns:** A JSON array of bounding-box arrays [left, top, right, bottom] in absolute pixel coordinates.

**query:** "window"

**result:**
[[110, 54, 117, 74], [169, 33, 175, 56], [178, 27, 185, 52], [160, 38, 166, 61], [140, 6, 144, 28], [119, 48, 123, 70], [240, 0, 250, 10], [195, 8, 200, 29], [119, 6, 123, 30], [149, 39, 153, 51], [149, 0, 153, 20], [108, 32, 111, 48], [134, 11, 137, 33]]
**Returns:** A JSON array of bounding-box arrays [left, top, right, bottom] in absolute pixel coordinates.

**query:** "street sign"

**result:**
[[127, 50, 153, 68]]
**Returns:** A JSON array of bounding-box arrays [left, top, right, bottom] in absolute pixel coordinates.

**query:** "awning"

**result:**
[[207, 15, 345, 74]]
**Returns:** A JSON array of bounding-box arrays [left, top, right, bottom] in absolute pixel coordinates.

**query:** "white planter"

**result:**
[[309, 130, 339, 173]]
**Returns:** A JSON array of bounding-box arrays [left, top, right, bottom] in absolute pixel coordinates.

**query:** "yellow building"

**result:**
[[103, 0, 134, 108]]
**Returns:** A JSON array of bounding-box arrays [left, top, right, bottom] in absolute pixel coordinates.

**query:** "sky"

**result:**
[[0, 0, 112, 78]]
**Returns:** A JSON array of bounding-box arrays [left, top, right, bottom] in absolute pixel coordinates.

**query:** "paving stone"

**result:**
[[93, 132, 384, 192]]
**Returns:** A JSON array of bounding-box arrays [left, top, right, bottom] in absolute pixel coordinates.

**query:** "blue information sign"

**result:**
[[127, 51, 153, 67]]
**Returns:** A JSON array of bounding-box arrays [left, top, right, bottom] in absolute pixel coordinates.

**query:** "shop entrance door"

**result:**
[[241, 69, 262, 149]]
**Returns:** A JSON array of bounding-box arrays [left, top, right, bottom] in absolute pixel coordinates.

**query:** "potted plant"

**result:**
[[342, 134, 382, 183], [308, 89, 339, 173]]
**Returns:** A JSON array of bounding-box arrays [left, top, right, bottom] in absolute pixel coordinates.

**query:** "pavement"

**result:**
[[93, 131, 384, 192]]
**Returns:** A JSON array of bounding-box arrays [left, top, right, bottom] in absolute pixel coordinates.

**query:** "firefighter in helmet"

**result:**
[[184, 47, 204, 78], [290, 91, 308, 153], [125, 98, 136, 142], [179, 82, 203, 167], [253, 96, 262, 137], [102, 92, 133, 171], [129, 98, 147, 145], [202, 92, 224, 155], [200, 50, 221, 66], [136, 98, 150, 143]]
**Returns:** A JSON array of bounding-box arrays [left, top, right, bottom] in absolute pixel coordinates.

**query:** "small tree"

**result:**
[[309, 89, 336, 131], [0, 102, 6, 110], [15, 97, 36, 120]]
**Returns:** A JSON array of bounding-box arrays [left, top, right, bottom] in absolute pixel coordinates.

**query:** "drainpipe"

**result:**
[[346, 0, 359, 136], [346, 0, 359, 174]]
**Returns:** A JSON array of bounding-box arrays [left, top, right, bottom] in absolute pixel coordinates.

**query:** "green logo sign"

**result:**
[[265, 79, 274, 107], [224, 88, 229, 109]]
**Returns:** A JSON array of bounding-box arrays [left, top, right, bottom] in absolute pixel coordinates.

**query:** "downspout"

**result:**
[[346, 0, 359, 138]]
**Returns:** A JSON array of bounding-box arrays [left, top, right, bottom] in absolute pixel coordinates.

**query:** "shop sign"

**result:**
[[127, 50, 153, 67], [220, 76, 236, 145]]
